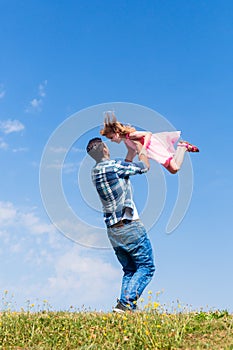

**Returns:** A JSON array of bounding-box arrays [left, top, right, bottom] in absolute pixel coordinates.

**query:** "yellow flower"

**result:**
[[148, 290, 153, 295], [153, 302, 160, 309], [145, 329, 150, 335], [156, 324, 161, 328]]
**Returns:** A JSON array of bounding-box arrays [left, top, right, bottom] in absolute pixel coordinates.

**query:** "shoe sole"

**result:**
[[113, 307, 125, 314]]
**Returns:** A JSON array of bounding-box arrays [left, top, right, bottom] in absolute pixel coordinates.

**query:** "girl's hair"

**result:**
[[100, 112, 136, 136]]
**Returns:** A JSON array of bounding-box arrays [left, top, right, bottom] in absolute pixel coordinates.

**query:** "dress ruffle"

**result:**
[[146, 131, 181, 165], [124, 131, 181, 165]]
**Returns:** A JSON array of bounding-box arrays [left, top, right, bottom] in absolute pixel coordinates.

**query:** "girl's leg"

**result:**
[[164, 141, 199, 174], [164, 145, 187, 174], [165, 160, 180, 174], [173, 145, 187, 169]]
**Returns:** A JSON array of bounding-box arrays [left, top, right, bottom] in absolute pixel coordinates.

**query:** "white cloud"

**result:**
[[12, 147, 28, 153], [0, 201, 17, 224], [71, 147, 85, 153], [20, 212, 55, 235], [0, 200, 121, 311], [0, 84, 5, 99], [45, 246, 120, 308], [0, 137, 8, 150], [48, 146, 85, 154], [0, 201, 55, 236], [0, 119, 25, 134], [0, 200, 60, 266], [0, 91, 5, 99], [45, 161, 78, 173], [30, 98, 42, 109], [25, 80, 47, 113], [38, 80, 47, 97], [49, 146, 68, 153], [63, 162, 77, 174]]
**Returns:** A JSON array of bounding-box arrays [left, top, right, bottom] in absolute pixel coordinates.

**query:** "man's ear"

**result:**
[[103, 147, 108, 156]]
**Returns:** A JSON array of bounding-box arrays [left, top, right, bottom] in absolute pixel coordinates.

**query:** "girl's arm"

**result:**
[[124, 140, 137, 162], [129, 131, 152, 148]]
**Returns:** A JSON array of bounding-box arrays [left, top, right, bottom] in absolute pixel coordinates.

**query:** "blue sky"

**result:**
[[0, 0, 233, 312]]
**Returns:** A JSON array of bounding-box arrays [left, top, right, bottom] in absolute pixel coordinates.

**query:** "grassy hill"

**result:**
[[0, 308, 232, 349]]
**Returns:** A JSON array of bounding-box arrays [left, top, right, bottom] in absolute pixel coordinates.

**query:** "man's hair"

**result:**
[[86, 137, 105, 161], [86, 137, 102, 153]]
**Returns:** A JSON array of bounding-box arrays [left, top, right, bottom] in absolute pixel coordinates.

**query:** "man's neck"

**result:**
[[96, 156, 110, 163]]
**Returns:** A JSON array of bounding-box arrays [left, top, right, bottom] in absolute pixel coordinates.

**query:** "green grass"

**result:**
[[1, 291, 233, 349], [0, 309, 233, 349]]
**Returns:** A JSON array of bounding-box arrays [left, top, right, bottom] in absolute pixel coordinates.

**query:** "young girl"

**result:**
[[100, 112, 199, 174]]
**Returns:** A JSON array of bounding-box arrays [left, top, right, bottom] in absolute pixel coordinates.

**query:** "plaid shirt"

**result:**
[[91, 158, 148, 227]]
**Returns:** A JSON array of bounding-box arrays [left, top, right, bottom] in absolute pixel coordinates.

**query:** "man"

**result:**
[[86, 137, 155, 313]]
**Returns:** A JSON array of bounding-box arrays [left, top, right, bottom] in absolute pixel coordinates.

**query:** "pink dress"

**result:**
[[124, 131, 181, 166]]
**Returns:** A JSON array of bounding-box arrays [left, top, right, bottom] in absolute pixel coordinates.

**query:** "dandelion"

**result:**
[[148, 290, 153, 295], [153, 302, 160, 309], [145, 329, 150, 335], [140, 298, 145, 303]]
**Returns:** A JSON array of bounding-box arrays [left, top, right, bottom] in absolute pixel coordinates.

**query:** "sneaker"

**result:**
[[113, 301, 129, 314]]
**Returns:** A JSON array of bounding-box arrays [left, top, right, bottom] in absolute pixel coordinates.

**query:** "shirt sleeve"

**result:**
[[114, 159, 148, 178]]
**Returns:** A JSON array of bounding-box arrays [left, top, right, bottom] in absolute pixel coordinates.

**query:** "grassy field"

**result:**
[[1, 308, 233, 349], [1, 292, 233, 349]]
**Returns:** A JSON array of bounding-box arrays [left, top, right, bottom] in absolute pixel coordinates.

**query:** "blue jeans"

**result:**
[[107, 220, 155, 310]]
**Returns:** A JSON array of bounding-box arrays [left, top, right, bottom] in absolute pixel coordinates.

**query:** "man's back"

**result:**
[[92, 158, 147, 227]]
